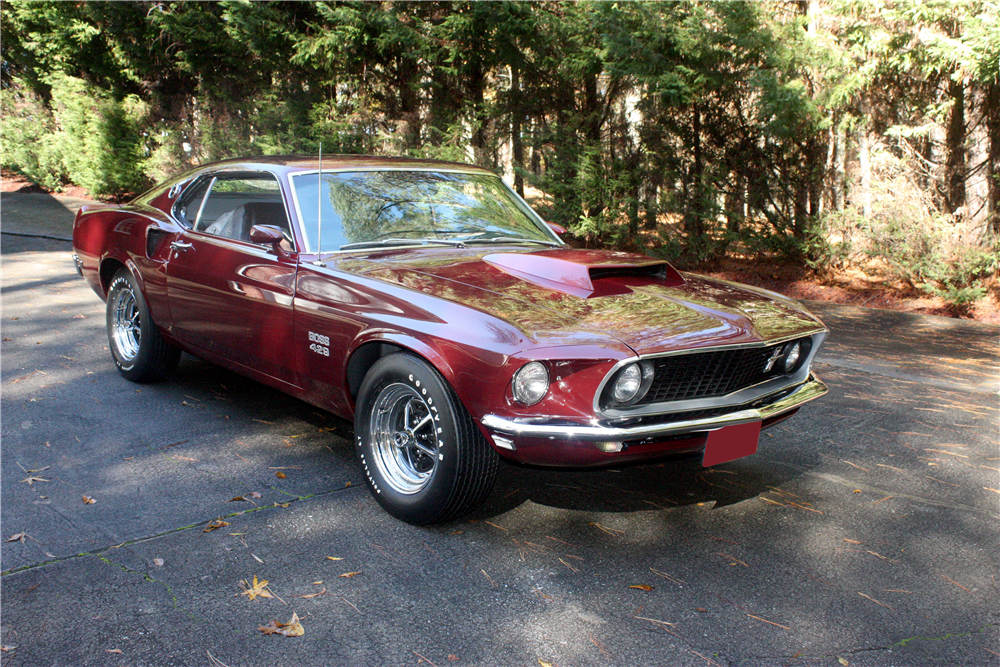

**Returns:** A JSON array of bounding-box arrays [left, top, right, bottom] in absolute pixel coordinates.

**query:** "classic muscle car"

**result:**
[[72, 155, 828, 524]]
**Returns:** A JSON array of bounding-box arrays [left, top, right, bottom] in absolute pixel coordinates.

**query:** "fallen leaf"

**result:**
[[312, 581, 324, 585], [239, 575, 275, 601], [153, 558, 164, 567], [1, 645, 17, 653], [295, 587, 328, 599], [539, 660, 554, 667], [227, 496, 248, 503], [203, 519, 230, 533], [106, 649, 123, 654], [249, 491, 262, 499], [21, 476, 50, 486], [6, 532, 27, 543], [326, 556, 344, 561], [838, 658, 849, 666], [448, 656, 459, 662], [339, 571, 362, 578], [258, 612, 304, 637], [629, 584, 654, 591], [275, 471, 287, 479], [82, 495, 97, 505], [252, 553, 264, 564], [73, 314, 88, 319]]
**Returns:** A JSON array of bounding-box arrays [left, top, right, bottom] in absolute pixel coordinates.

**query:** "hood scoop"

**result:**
[[483, 250, 684, 298]]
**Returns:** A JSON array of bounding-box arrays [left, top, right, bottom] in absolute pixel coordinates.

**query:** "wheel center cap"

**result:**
[[393, 431, 412, 447]]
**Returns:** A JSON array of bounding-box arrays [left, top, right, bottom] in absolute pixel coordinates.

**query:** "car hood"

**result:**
[[354, 247, 826, 356]]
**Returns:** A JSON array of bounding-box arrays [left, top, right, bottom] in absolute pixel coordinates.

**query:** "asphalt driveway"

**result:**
[[2, 192, 998, 666]]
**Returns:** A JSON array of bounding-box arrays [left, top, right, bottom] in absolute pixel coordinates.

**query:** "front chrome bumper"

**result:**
[[481, 374, 828, 443]]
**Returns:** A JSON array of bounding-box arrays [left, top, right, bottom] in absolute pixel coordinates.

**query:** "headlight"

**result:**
[[512, 361, 549, 405], [607, 361, 654, 406], [783, 342, 802, 373], [613, 363, 643, 403]]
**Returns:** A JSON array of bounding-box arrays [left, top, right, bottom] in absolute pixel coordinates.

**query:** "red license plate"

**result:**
[[702, 421, 761, 467]]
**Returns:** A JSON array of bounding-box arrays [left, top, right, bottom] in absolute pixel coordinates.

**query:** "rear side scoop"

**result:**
[[484, 250, 685, 298]]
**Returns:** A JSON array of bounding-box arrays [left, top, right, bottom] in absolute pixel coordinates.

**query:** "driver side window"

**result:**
[[177, 173, 294, 249]]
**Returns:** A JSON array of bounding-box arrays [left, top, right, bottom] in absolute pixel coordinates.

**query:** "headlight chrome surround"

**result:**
[[605, 361, 655, 408], [512, 361, 549, 406], [783, 341, 802, 373]]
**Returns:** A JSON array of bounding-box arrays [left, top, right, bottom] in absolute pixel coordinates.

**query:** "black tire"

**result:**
[[105, 268, 180, 382], [355, 353, 499, 525]]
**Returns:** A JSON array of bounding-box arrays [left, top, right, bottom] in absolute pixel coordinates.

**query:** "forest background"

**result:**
[[2, 1, 998, 318]]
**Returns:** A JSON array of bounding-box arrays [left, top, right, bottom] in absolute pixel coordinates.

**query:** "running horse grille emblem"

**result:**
[[763, 347, 784, 373]]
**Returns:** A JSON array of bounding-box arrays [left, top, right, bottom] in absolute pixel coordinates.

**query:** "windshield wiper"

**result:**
[[339, 238, 466, 251], [464, 236, 560, 246]]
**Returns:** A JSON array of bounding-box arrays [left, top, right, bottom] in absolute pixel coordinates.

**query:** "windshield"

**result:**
[[289, 170, 561, 253]]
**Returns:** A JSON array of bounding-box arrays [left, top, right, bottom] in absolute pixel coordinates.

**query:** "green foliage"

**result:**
[[807, 205, 997, 313], [48, 74, 148, 197], [0, 0, 994, 316], [1, 83, 67, 190], [916, 245, 997, 312], [2, 75, 147, 197]]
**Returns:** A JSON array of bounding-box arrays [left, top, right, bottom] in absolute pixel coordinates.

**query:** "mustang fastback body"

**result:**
[[73, 155, 827, 523]]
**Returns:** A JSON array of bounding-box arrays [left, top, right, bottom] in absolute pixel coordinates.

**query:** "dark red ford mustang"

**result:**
[[73, 155, 827, 524]]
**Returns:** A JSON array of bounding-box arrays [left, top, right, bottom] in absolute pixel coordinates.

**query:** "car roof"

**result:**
[[199, 154, 497, 176]]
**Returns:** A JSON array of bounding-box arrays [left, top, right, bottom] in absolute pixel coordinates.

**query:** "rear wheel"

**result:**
[[106, 268, 180, 382], [355, 353, 498, 524]]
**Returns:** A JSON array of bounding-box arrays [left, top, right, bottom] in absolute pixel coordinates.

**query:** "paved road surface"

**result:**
[[2, 192, 998, 666]]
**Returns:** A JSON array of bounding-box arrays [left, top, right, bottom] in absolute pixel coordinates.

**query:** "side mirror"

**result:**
[[249, 225, 288, 256], [546, 221, 567, 236]]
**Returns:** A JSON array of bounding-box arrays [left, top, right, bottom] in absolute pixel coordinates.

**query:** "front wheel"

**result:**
[[106, 268, 180, 382], [355, 353, 499, 525]]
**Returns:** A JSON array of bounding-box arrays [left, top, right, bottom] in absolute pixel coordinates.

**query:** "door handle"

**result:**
[[170, 241, 193, 252]]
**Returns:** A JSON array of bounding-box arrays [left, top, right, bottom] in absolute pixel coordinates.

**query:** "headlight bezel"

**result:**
[[511, 361, 550, 406], [782, 341, 802, 373], [604, 361, 655, 408]]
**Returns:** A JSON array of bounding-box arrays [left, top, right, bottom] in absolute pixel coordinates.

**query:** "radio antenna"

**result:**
[[313, 142, 326, 266]]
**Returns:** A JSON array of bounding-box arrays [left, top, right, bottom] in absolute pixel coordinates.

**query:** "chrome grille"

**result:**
[[636, 343, 788, 405]]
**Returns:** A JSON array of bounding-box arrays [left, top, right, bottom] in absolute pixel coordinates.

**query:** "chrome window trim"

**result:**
[[593, 330, 828, 418]]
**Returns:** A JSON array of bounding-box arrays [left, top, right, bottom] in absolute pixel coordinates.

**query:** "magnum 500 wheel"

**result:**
[[106, 268, 180, 382], [355, 353, 499, 524]]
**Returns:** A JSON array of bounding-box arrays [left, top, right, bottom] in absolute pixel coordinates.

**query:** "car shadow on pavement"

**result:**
[[477, 448, 814, 519]]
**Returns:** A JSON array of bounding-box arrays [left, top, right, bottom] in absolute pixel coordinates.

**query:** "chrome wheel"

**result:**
[[369, 383, 438, 494], [110, 285, 141, 362]]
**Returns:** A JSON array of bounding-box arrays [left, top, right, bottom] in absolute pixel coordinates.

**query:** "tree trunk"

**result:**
[[946, 75, 967, 215], [832, 121, 846, 210], [858, 125, 872, 218], [808, 139, 823, 220], [794, 173, 809, 237], [644, 172, 661, 231], [684, 104, 706, 240], [469, 59, 486, 164], [398, 56, 421, 150], [726, 169, 744, 234], [510, 65, 524, 197], [985, 78, 1000, 237]]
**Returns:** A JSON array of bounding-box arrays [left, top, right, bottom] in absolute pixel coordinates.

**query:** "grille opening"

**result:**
[[602, 338, 811, 409]]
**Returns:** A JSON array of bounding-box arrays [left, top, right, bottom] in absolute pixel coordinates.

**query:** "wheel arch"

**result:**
[[99, 257, 128, 298], [99, 255, 148, 298], [345, 334, 458, 407]]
